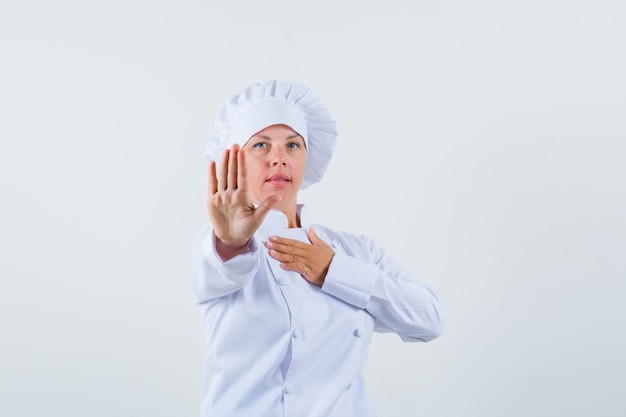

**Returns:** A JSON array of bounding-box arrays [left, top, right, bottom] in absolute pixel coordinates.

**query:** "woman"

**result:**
[[192, 80, 445, 417]]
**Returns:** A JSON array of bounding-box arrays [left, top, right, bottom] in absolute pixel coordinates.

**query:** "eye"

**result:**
[[287, 141, 301, 149], [253, 142, 268, 149]]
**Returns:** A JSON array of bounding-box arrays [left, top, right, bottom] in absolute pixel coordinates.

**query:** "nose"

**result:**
[[270, 147, 287, 166]]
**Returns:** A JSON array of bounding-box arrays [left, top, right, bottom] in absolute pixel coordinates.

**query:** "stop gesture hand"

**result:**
[[208, 144, 280, 259]]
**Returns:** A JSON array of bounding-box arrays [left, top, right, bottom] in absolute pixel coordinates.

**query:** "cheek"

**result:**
[[243, 157, 262, 175], [298, 156, 307, 176], [247, 167, 264, 186]]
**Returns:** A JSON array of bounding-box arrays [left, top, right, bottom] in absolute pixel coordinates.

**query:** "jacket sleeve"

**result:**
[[191, 223, 261, 304], [320, 232, 445, 343]]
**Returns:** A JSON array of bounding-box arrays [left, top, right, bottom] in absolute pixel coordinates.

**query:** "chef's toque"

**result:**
[[206, 80, 337, 189]]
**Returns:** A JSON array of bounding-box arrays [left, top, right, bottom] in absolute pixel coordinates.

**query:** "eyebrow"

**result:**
[[254, 133, 302, 140]]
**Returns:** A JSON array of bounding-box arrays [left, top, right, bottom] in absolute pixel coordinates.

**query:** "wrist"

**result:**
[[217, 237, 251, 250], [215, 236, 252, 262]]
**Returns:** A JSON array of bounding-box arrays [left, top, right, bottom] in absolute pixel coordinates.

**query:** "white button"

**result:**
[[284, 383, 293, 394], [354, 328, 363, 337], [276, 277, 286, 286], [292, 328, 301, 338]]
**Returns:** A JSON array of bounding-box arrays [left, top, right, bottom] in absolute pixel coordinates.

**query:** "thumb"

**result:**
[[253, 194, 281, 223], [307, 227, 327, 246]]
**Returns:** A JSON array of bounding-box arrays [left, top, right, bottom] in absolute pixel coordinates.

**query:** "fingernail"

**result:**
[[265, 241, 273, 248]]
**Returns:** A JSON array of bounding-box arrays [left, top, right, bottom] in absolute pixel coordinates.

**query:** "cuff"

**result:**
[[321, 252, 378, 309], [203, 231, 260, 277]]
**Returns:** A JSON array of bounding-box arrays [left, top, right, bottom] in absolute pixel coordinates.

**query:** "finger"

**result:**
[[279, 261, 308, 275], [209, 162, 218, 194], [269, 235, 311, 251], [253, 194, 282, 224], [266, 240, 309, 257], [307, 227, 327, 246], [227, 144, 239, 190], [279, 262, 319, 285], [237, 147, 247, 192], [218, 149, 229, 191], [267, 247, 299, 264]]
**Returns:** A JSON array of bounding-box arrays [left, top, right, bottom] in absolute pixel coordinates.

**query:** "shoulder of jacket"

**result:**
[[311, 224, 376, 253]]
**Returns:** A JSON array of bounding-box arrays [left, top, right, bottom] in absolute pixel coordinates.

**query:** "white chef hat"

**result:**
[[206, 80, 337, 189]]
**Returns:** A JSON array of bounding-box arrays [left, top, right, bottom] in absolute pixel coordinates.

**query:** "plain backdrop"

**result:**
[[1, 1, 625, 416]]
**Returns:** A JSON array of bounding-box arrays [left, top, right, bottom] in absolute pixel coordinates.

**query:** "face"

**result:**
[[242, 124, 307, 214]]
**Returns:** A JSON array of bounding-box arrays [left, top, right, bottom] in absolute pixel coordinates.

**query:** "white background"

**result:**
[[1, 1, 625, 416]]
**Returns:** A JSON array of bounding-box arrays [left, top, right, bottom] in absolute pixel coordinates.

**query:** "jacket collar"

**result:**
[[260, 204, 310, 230]]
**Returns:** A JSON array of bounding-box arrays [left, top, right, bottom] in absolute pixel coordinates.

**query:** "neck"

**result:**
[[259, 202, 306, 230], [281, 203, 300, 228]]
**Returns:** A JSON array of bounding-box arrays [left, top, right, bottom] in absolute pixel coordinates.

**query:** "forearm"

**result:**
[[320, 236, 445, 342], [366, 271, 445, 342], [192, 224, 260, 303]]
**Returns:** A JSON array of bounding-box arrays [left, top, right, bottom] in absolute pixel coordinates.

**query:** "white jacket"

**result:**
[[192, 206, 445, 417]]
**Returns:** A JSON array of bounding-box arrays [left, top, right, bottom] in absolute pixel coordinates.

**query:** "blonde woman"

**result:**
[[192, 80, 445, 417]]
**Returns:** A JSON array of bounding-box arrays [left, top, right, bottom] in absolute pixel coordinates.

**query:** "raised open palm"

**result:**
[[207, 144, 281, 250]]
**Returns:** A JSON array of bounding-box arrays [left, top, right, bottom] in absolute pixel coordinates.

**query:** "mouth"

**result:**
[[266, 174, 291, 186]]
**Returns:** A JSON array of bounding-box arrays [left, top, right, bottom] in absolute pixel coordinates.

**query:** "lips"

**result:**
[[266, 174, 291, 186]]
